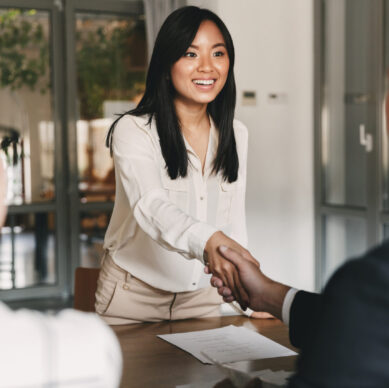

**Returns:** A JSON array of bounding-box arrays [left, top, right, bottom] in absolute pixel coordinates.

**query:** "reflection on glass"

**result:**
[[0, 212, 56, 290], [80, 211, 111, 267], [322, 215, 367, 285], [384, 224, 389, 239], [382, 1, 389, 209], [322, 0, 377, 208], [75, 12, 147, 202], [0, 9, 55, 204]]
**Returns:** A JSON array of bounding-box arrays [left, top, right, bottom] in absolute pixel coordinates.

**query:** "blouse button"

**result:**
[[123, 284, 129, 290], [200, 196, 204, 201]]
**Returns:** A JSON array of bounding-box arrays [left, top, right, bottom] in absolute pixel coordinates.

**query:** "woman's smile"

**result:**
[[192, 78, 217, 90]]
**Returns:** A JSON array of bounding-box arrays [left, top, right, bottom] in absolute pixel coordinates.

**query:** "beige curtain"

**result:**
[[143, 0, 187, 61]]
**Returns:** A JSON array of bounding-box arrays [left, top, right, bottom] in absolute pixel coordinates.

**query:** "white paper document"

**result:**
[[158, 325, 297, 364]]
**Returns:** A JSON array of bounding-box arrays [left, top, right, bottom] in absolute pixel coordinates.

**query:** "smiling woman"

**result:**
[[96, 6, 260, 325]]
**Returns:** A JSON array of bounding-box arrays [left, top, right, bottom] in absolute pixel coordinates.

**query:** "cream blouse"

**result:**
[[104, 114, 248, 293]]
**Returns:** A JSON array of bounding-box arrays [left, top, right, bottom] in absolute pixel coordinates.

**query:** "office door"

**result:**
[[317, 0, 382, 286]]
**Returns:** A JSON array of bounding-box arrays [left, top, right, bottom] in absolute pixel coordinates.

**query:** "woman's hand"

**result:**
[[208, 246, 289, 320], [250, 311, 275, 319], [204, 231, 259, 310]]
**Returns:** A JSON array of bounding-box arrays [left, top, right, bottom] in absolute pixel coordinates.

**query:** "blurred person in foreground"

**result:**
[[0, 159, 122, 388], [209, 244, 389, 387]]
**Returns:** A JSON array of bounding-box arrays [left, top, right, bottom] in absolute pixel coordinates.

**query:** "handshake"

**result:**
[[204, 231, 290, 319]]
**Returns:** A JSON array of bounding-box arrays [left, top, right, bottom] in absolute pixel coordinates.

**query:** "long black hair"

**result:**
[[106, 6, 238, 182]]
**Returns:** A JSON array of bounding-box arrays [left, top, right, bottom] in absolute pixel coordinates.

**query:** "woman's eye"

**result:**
[[213, 51, 225, 57], [184, 52, 196, 58]]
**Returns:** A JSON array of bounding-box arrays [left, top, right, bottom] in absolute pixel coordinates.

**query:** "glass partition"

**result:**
[[0, 8, 59, 293], [317, 0, 382, 289], [0, 9, 55, 205], [75, 12, 147, 203], [382, 0, 389, 210], [80, 210, 112, 267], [0, 212, 56, 290], [322, 0, 378, 208], [322, 214, 367, 285], [0, 0, 148, 301]]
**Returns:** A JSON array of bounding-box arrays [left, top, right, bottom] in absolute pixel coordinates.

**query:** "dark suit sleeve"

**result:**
[[288, 291, 322, 349], [288, 241, 389, 388]]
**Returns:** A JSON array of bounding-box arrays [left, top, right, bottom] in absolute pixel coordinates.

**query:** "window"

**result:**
[[0, 0, 145, 301]]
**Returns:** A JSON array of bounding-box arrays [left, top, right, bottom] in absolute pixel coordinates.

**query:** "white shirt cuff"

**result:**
[[188, 223, 218, 263], [230, 301, 253, 317], [281, 288, 299, 326]]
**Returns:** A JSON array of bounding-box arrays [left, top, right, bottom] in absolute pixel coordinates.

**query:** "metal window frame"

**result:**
[[0, 0, 68, 301], [65, 0, 144, 293], [313, 0, 323, 292], [379, 0, 389, 238], [0, 0, 144, 301]]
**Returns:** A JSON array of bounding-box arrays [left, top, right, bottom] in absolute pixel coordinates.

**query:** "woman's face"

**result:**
[[170, 20, 230, 108]]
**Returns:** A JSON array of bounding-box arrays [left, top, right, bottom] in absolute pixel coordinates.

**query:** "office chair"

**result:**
[[74, 267, 100, 312]]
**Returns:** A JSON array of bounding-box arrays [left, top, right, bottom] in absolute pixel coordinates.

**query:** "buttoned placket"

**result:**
[[183, 122, 215, 290]]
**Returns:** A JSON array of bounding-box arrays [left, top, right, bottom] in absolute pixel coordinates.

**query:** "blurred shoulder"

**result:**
[[325, 240, 389, 299], [114, 113, 151, 134], [112, 113, 153, 143], [111, 114, 157, 155]]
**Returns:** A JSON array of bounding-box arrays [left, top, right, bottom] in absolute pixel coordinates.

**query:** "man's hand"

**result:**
[[209, 245, 290, 320], [204, 232, 259, 310]]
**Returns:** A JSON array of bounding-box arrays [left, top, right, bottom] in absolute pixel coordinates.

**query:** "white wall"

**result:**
[[189, 0, 315, 290]]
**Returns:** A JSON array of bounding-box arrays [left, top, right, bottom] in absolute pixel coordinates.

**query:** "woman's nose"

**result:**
[[198, 55, 213, 72]]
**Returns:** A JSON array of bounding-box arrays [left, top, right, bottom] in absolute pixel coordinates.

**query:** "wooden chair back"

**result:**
[[74, 267, 100, 312]]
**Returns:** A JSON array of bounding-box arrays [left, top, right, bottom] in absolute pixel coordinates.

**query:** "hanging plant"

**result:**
[[0, 9, 49, 93], [76, 19, 147, 119]]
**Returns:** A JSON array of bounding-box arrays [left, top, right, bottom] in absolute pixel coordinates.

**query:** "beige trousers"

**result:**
[[95, 252, 223, 325]]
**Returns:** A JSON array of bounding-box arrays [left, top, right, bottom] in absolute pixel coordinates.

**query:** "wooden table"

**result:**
[[112, 315, 298, 388]]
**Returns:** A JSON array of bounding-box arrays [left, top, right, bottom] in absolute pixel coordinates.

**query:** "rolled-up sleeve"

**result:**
[[113, 116, 217, 262]]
